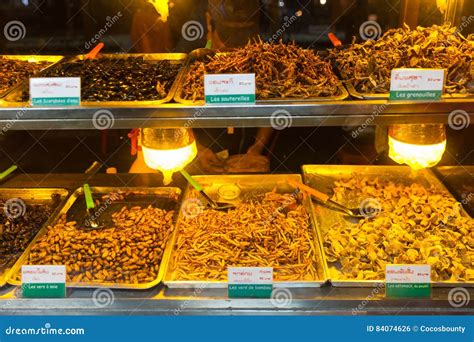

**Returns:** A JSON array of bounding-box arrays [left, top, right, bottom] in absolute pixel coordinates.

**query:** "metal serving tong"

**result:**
[[180, 170, 235, 211], [0, 165, 17, 184], [287, 179, 376, 219], [82, 183, 105, 230]]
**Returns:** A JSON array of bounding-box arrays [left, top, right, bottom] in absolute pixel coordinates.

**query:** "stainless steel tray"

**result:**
[[4, 53, 187, 106], [434, 166, 474, 217], [0, 188, 69, 287], [8, 187, 182, 289], [302, 165, 473, 287], [174, 52, 349, 105], [343, 80, 472, 100], [163, 174, 328, 289], [0, 55, 64, 99]]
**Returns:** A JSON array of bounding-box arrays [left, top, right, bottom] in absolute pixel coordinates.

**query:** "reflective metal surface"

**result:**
[[0, 100, 473, 129], [0, 188, 69, 287], [302, 165, 473, 287], [8, 187, 182, 290], [0, 174, 472, 315], [163, 174, 328, 289]]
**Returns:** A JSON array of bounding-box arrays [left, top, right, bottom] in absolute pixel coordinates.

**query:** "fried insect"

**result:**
[[24, 206, 175, 284], [19, 58, 181, 102], [324, 178, 474, 282], [181, 39, 341, 101], [329, 24, 474, 94], [171, 191, 320, 282], [0, 199, 53, 269], [0, 58, 50, 95]]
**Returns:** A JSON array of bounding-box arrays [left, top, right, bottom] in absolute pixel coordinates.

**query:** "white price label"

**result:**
[[204, 74, 255, 105], [30, 77, 81, 106], [390, 69, 445, 100]]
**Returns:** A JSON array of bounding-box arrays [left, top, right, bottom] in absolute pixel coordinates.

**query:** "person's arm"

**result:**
[[196, 141, 224, 173], [247, 127, 274, 155]]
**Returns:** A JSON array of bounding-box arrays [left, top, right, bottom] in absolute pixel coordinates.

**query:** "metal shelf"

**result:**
[[0, 285, 472, 315], [0, 99, 473, 129], [0, 173, 472, 316]]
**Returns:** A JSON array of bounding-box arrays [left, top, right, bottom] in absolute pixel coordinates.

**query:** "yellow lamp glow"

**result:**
[[141, 128, 197, 185], [148, 0, 169, 22], [388, 124, 446, 170]]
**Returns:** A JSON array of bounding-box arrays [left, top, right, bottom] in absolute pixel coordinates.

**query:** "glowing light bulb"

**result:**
[[388, 123, 446, 170], [388, 136, 446, 170], [148, 0, 169, 22], [143, 142, 197, 185]]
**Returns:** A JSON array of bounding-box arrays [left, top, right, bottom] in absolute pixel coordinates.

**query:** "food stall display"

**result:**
[[164, 175, 326, 288], [0, 0, 472, 316], [328, 24, 474, 99], [6, 54, 186, 105], [8, 188, 181, 289], [0, 56, 63, 98], [0, 189, 68, 287], [303, 165, 474, 286], [176, 40, 348, 103]]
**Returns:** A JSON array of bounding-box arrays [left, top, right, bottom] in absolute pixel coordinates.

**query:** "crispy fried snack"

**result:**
[[181, 39, 341, 101], [324, 178, 474, 282], [329, 24, 474, 94], [25, 206, 175, 284], [171, 192, 320, 281]]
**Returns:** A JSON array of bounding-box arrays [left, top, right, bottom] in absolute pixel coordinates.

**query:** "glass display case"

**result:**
[[0, 0, 472, 315]]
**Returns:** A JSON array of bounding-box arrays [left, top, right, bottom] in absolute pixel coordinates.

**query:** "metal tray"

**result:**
[[302, 165, 473, 287], [163, 174, 328, 289], [0, 188, 69, 287], [7, 187, 182, 290], [434, 166, 474, 217], [174, 52, 349, 105], [4, 53, 187, 107], [343, 79, 472, 100], [0, 55, 64, 99]]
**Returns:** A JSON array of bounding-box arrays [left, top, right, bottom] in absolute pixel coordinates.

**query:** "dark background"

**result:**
[[0, 0, 472, 174]]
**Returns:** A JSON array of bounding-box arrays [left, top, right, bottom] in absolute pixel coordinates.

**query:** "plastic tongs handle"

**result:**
[[85, 42, 105, 60], [287, 179, 330, 202], [83, 184, 95, 210], [328, 32, 342, 47], [180, 170, 203, 192], [0, 165, 17, 181]]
